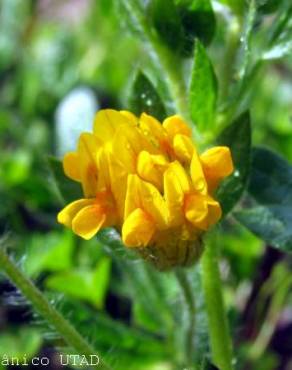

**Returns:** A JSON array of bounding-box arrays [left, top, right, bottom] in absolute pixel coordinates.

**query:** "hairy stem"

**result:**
[[201, 236, 233, 370], [121, 0, 189, 120], [0, 247, 111, 370], [220, 17, 240, 102], [175, 268, 196, 367]]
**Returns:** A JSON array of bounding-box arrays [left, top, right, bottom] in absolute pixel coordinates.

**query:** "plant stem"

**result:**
[[121, 0, 189, 120], [0, 247, 111, 370], [201, 235, 233, 370], [175, 268, 196, 367], [220, 17, 240, 102]]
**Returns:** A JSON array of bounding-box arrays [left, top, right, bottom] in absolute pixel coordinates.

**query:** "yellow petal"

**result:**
[[122, 208, 155, 247], [124, 174, 168, 229], [139, 113, 166, 146], [173, 134, 194, 163], [124, 174, 141, 216], [112, 131, 136, 173], [139, 113, 178, 159], [164, 161, 191, 226], [106, 157, 128, 222], [190, 149, 208, 194], [77, 132, 101, 169], [57, 198, 95, 227], [120, 110, 138, 125], [137, 151, 168, 191], [207, 198, 222, 226], [184, 193, 222, 230], [72, 204, 106, 240], [184, 194, 208, 229], [95, 148, 124, 223], [78, 133, 100, 197], [96, 145, 112, 191], [200, 146, 234, 192], [162, 115, 192, 141], [93, 109, 131, 142], [63, 152, 80, 181]]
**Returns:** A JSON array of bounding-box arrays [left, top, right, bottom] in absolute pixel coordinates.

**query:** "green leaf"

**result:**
[[175, 0, 216, 52], [97, 229, 174, 332], [46, 257, 111, 308], [0, 327, 42, 359], [133, 302, 162, 333], [56, 299, 167, 370], [129, 72, 167, 121], [48, 156, 82, 204], [149, 0, 216, 55], [91, 319, 167, 370], [189, 40, 217, 131], [148, 0, 184, 52], [235, 147, 292, 252], [91, 311, 166, 357], [23, 231, 74, 277], [121, 261, 174, 332], [235, 206, 291, 248], [216, 112, 251, 214], [1, 149, 31, 186]]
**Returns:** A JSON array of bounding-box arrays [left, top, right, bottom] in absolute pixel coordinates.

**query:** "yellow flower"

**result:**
[[57, 109, 233, 269]]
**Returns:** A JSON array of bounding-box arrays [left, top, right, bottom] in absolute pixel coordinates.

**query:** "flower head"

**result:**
[[57, 109, 233, 269]]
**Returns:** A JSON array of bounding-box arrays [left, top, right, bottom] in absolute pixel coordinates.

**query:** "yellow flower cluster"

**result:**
[[57, 110, 233, 269]]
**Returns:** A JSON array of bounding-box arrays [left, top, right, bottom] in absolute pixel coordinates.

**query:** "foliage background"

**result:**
[[0, 0, 291, 369]]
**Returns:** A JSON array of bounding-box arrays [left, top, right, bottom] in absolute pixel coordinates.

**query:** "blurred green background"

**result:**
[[0, 1, 291, 370]]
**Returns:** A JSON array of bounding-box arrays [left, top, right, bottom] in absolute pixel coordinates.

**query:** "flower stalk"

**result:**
[[0, 247, 111, 370], [201, 234, 233, 370], [175, 268, 196, 367]]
